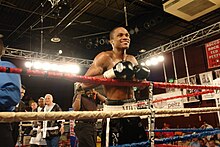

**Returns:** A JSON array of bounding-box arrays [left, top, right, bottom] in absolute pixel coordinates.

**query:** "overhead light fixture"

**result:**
[[144, 55, 165, 66], [129, 26, 139, 35], [129, 29, 135, 35], [48, 0, 60, 8], [139, 49, 146, 53], [58, 49, 62, 55], [24, 61, 81, 74], [134, 26, 139, 33], [51, 35, 61, 43]]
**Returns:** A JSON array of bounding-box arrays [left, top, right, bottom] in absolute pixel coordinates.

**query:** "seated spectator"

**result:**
[[174, 125, 183, 136], [209, 139, 218, 147], [200, 121, 213, 140], [198, 138, 208, 147], [189, 137, 200, 147], [161, 123, 174, 138]]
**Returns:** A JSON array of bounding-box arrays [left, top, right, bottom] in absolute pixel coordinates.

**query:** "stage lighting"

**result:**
[[51, 35, 61, 43]]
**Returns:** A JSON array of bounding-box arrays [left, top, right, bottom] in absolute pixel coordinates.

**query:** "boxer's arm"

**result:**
[[81, 52, 110, 89]]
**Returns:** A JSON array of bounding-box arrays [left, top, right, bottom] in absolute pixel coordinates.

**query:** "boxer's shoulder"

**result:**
[[103, 50, 114, 57], [126, 54, 138, 65], [95, 51, 113, 61], [127, 54, 135, 58]]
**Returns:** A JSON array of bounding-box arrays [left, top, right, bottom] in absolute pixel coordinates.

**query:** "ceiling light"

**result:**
[[25, 61, 33, 68], [48, 0, 60, 8], [33, 61, 43, 69], [24, 60, 81, 74], [51, 35, 61, 43], [139, 49, 146, 53], [145, 60, 151, 66], [150, 57, 158, 65], [129, 29, 135, 35], [158, 55, 164, 62], [58, 50, 62, 54], [134, 26, 139, 33], [140, 62, 145, 66]]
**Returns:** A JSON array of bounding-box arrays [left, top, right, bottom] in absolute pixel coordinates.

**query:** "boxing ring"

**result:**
[[1, 66, 220, 147]]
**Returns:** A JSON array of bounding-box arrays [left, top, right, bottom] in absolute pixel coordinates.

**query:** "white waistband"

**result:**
[[103, 103, 138, 111]]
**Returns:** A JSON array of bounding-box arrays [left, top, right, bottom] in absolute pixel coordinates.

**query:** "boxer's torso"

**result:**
[[102, 51, 136, 100]]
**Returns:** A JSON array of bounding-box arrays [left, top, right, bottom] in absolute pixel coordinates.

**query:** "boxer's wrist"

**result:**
[[103, 61, 134, 79], [103, 68, 115, 78]]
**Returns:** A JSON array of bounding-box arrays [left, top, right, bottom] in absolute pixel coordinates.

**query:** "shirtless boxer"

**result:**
[[78, 27, 150, 146]]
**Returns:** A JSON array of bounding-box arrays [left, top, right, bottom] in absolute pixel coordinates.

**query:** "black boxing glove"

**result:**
[[103, 61, 134, 79], [134, 65, 150, 80]]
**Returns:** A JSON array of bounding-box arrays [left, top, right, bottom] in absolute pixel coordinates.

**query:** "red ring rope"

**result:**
[[1, 66, 220, 90], [153, 90, 214, 103]]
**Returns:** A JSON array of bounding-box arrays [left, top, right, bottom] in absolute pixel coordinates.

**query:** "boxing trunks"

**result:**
[[101, 99, 148, 146]]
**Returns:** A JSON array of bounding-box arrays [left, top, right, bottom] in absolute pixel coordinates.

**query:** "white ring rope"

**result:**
[[1, 107, 220, 122]]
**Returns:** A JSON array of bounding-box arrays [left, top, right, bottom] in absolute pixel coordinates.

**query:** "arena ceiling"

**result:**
[[0, 0, 220, 60]]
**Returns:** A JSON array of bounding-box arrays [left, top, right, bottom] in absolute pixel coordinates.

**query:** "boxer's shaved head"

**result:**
[[109, 27, 128, 40]]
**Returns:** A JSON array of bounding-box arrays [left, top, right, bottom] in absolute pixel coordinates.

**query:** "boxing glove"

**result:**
[[134, 65, 150, 80], [103, 61, 134, 79]]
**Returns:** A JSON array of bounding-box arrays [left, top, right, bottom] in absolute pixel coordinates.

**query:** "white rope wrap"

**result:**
[[0, 107, 220, 122]]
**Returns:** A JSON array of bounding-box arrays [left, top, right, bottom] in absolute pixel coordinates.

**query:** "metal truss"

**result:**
[[4, 47, 93, 67], [4, 21, 220, 67], [137, 21, 220, 62]]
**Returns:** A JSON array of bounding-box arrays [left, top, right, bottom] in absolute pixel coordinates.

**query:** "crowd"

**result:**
[[153, 122, 220, 147], [13, 92, 64, 147]]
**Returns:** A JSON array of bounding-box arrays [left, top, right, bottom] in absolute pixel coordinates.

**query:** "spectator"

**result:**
[[162, 123, 174, 138], [199, 138, 208, 147], [0, 34, 21, 147], [42, 94, 64, 147], [37, 97, 45, 112], [209, 139, 218, 147], [72, 88, 106, 147], [31, 102, 38, 112], [12, 85, 27, 146], [174, 125, 183, 136], [189, 137, 200, 147], [200, 121, 213, 140], [29, 98, 47, 147]]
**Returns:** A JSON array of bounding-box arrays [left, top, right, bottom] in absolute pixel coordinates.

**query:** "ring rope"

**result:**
[[153, 111, 217, 118], [153, 130, 220, 145], [1, 66, 220, 90], [153, 90, 213, 103], [1, 107, 220, 122], [149, 128, 218, 132], [113, 130, 220, 147]]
